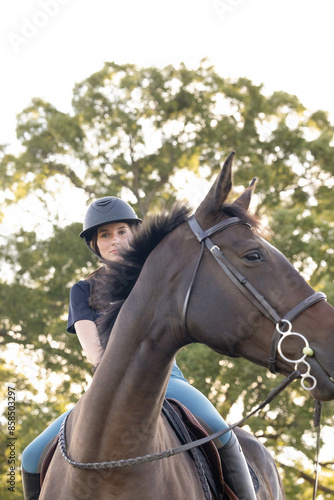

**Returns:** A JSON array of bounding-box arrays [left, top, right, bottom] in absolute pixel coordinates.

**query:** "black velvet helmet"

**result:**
[[80, 197, 141, 252]]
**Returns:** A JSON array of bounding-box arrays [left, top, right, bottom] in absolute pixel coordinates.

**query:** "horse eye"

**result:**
[[244, 251, 261, 261]]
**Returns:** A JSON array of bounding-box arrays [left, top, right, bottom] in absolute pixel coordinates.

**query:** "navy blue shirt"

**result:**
[[67, 280, 100, 334], [67, 279, 184, 379]]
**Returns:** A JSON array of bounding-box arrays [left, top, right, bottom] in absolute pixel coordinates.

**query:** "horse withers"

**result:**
[[40, 153, 334, 499]]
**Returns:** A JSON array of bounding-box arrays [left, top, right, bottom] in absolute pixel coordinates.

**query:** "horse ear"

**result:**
[[195, 151, 235, 216], [233, 177, 257, 211]]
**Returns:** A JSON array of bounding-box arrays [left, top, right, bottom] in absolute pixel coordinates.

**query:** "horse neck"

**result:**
[[71, 264, 182, 459]]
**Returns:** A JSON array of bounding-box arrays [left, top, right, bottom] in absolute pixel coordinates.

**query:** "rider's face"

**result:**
[[96, 222, 132, 261]]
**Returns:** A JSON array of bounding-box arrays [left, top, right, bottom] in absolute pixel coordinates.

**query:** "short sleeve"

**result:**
[[67, 280, 99, 334]]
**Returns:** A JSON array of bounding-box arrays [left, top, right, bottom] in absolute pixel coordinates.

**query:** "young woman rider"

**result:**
[[21, 197, 256, 500]]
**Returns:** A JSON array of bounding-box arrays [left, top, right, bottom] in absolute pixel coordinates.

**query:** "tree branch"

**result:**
[[278, 461, 334, 495], [48, 162, 95, 194]]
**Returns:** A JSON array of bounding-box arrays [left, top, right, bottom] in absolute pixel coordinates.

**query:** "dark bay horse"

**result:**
[[40, 153, 334, 499]]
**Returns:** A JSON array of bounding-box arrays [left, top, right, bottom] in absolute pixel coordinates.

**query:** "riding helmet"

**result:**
[[80, 196, 141, 243]]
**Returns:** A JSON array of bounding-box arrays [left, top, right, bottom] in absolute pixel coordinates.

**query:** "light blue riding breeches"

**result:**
[[21, 361, 231, 473]]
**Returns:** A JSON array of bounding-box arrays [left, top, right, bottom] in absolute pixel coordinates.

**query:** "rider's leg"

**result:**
[[167, 361, 231, 445], [167, 361, 257, 500], [21, 409, 72, 499], [21, 468, 42, 500], [217, 432, 258, 500]]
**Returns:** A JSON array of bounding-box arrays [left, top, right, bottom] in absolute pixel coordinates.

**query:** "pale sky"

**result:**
[[1, 0, 334, 152], [1, 0, 334, 234]]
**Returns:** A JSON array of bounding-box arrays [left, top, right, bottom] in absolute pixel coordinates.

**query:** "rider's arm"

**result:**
[[75, 320, 103, 366]]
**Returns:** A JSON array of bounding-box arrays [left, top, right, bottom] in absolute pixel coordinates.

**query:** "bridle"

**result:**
[[182, 214, 326, 498], [182, 215, 327, 389]]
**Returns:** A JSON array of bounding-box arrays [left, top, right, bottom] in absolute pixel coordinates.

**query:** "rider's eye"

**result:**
[[244, 251, 262, 262]]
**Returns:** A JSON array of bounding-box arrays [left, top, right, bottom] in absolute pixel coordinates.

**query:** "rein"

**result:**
[[59, 369, 300, 469]]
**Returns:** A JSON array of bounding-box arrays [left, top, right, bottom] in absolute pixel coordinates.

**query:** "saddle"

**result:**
[[40, 399, 239, 500]]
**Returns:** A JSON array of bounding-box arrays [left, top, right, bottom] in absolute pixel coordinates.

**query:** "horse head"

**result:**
[[172, 152, 334, 401]]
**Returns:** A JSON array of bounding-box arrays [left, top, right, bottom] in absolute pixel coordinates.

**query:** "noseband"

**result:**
[[183, 215, 327, 389]]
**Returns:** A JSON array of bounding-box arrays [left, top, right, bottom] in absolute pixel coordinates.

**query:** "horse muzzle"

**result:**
[[307, 352, 334, 401]]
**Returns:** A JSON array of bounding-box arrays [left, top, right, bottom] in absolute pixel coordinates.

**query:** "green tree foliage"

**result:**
[[0, 60, 333, 498]]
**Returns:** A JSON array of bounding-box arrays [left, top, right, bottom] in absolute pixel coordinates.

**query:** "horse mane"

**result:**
[[90, 202, 192, 348], [91, 199, 259, 350]]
